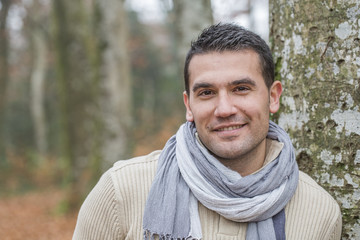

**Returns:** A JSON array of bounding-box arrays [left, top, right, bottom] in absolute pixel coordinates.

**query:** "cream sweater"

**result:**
[[73, 142, 342, 240]]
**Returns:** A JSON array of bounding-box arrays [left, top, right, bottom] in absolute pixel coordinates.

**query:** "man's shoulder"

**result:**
[[294, 171, 340, 212], [111, 150, 161, 173], [104, 150, 161, 204], [287, 170, 342, 219], [285, 171, 342, 239], [107, 150, 161, 189], [297, 171, 338, 201]]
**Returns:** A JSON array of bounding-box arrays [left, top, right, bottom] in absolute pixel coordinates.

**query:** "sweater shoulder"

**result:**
[[297, 171, 340, 205], [285, 171, 342, 240], [110, 150, 160, 196], [296, 170, 341, 212], [111, 150, 161, 174], [298, 171, 330, 193]]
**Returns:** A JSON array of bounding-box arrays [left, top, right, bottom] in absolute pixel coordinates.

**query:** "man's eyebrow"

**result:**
[[191, 78, 257, 93], [229, 78, 257, 87], [192, 82, 214, 93]]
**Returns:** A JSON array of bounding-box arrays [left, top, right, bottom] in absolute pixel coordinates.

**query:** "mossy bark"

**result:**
[[270, 0, 360, 238]]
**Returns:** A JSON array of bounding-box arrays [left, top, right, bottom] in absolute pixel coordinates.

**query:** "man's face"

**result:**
[[183, 50, 282, 165]]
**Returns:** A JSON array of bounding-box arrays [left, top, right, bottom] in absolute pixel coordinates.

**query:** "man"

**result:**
[[73, 23, 342, 240]]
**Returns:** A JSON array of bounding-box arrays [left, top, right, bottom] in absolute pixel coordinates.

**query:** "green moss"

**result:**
[[274, 57, 282, 82]]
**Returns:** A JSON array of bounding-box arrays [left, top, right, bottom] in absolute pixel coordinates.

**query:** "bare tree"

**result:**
[[29, 1, 49, 158], [97, 0, 133, 166], [173, 0, 213, 74], [52, 0, 77, 208], [270, 0, 360, 238], [0, 0, 11, 163], [51, 0, 105, 209]]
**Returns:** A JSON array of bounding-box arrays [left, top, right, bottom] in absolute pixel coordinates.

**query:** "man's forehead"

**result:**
[[188, 49, 261, 70], [187, 50, 263, 86]]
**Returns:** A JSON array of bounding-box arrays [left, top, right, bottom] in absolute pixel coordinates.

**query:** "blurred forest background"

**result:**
[[0, 0, 268, 238], [1, 0, 359, 239]]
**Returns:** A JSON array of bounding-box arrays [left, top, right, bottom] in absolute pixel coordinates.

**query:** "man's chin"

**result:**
[[208, 148, 245, 162]]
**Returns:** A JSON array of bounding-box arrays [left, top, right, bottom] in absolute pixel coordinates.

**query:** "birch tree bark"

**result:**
[[270, 0, 360, 238]]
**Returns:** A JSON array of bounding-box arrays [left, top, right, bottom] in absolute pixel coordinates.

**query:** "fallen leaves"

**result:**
[[0, 189, 77, 240]]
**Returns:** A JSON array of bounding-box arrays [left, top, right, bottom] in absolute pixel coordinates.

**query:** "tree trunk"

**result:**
[[52, 0, 75, 201], [173, 0, 213, 75], [51, 0, 103, 209], [30, 27, 48, 158], [51, 0, 133, 209], [97, 0, 132, 165], [0, 0, 11, 163], [270, 0, 360, 238]]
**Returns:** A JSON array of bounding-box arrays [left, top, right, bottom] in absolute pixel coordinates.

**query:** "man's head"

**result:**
[[182, 23, 282, 175], [184, 23, 274, 95]]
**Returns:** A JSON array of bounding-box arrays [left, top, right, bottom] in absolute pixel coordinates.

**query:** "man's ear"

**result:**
[[183, 91, 194, 121], [269, 81, 283, 114]]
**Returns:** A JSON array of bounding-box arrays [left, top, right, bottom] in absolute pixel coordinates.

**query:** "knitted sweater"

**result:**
[[73, 142, 342, 240]]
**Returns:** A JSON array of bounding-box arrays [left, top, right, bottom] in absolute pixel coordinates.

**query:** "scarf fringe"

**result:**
[[144, 230, 201, 240]]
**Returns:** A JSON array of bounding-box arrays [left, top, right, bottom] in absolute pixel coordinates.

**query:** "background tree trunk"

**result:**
[[0, 0, 11, 163], [270, 0, 360, 238], [30, 26, 48, 158], [173, 0, 213, 78], [52, 0, 77, 208], [97, 0, 133, 166], [51, 0, 105, 209]]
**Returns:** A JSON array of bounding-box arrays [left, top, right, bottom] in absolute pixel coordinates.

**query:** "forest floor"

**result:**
[[0, 116, 182, 240], [0, 189, 77, 240]]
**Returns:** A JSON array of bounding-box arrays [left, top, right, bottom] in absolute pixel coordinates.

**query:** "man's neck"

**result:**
[[217, 139, 267, 177]]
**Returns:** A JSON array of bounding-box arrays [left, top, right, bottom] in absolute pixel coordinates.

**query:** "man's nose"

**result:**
[[214, 93, 237, 118]]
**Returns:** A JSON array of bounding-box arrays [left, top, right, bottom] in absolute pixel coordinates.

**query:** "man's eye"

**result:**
[[199, 90, 213, 96], [234, 86, 249, 92]]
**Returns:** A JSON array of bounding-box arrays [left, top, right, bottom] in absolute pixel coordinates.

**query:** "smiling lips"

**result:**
[[215, 124, 246, 132]]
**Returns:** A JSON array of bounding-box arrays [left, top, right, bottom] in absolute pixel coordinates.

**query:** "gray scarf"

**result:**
[[143, 121, 299, 239]]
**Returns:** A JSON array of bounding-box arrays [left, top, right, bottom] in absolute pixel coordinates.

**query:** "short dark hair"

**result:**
[[184, 23, 274, 94]]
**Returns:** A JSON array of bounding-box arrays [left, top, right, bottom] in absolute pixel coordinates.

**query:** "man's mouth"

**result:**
[[215, 124, 245, 131]]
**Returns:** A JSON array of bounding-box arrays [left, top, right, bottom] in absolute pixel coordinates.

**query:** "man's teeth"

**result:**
[[218, 125, 243, 131]]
